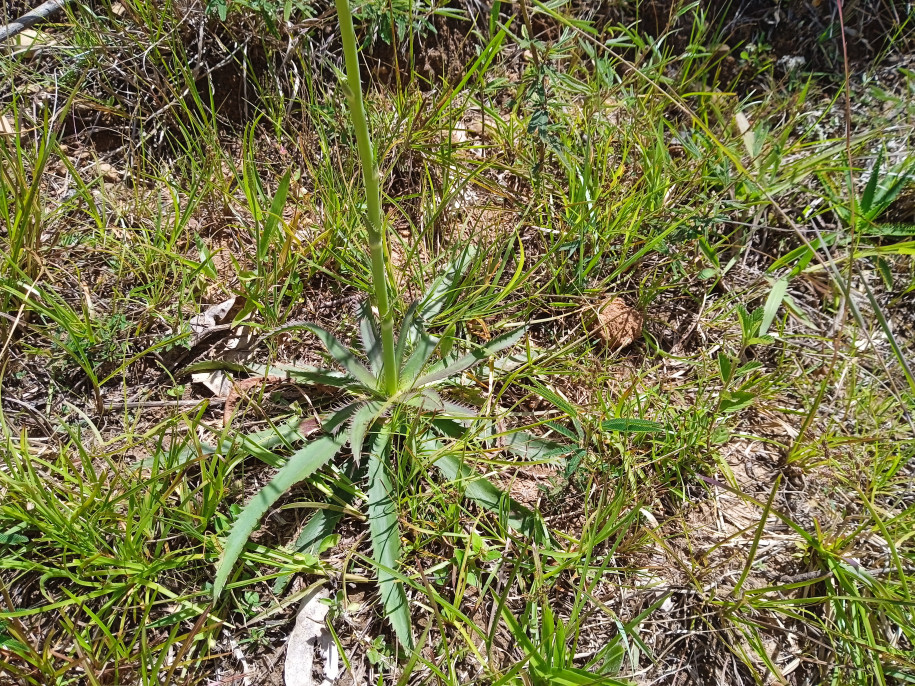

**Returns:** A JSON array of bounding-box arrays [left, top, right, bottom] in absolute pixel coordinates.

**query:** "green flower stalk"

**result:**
[[334, 0, 398, 396]]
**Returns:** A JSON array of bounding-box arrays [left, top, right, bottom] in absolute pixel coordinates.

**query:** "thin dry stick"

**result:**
[[0, 0, 70, 41]]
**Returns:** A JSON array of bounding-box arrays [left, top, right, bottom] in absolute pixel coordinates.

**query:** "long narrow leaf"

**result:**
[[415, 327, 526, 387], [418, 245, 478, 322], [366, 430, 414, 649], [428, 437, 541, 540], [349, 400, 384, 465], [601, 418, 667, 433], [357, 299, 382, 375], [213, 432, 346, 597], [281, 365, 357, 388], [759, 278, 788, 336], [274, 468, 361, 595], [261, 169, 291, 258], [504, 431, 573, 462], [396, 299, 421, 361], [304, 323, 378, 391], [400, 331, 440, 387]]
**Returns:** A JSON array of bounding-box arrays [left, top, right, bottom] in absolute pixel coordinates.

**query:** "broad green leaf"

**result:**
[[213, 432, 346, 597], [717, 353, 733, 383], [0, 531, 28, 545], [303, 323, 378, 391], [349, 400, 384, 465], [760, 278, 788, 336], [720, 390, 755, 413], [357, 299, 382, 375], [504, 431, 573, 460], [600, 418, 666, 433], [366, 430, 413, 649], [415, 327, 526, 387]]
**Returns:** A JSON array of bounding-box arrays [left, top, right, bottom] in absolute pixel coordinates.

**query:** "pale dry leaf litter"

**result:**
[[285, 587, 339, 686]]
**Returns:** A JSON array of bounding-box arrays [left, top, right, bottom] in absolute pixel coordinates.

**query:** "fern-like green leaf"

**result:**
[[600, 418, 666, 433], [213, 432, 346, 598], [366, 430, 414, 649]]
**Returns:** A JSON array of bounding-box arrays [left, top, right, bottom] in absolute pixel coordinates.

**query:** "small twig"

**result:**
[[0, 0, 70, 42], [104, 398, 225, 411]]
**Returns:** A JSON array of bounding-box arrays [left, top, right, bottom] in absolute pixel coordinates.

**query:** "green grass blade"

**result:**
[[262, 169, 291, 258], [366, 430, 414, 649], [418, 245, 478, 322], [416, 327, 527, 387], [213, 432, 345, 597], [303, 323, 378, 391], [860, 148, 882, 217]]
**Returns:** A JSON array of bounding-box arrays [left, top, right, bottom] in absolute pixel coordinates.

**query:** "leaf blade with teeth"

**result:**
[[303, 323, 378, 391], [349, 400, 384, 465], [366, 429, 414, 650], [415, 327, 527, 387], [213, 431, 346, 598], [357, 299, 382, 375]]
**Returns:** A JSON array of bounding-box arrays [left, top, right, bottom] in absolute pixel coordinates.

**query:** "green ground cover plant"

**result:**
[[0, 0, 913, 684]]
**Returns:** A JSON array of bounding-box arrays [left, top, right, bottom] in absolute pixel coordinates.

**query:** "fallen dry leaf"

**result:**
[[285, 587, 338, 686], [188, 296, 239, 346], [589, 297, 643, 349]]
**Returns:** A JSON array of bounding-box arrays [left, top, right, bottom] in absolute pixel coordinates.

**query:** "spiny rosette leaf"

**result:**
[[213, 431, 347, 598]]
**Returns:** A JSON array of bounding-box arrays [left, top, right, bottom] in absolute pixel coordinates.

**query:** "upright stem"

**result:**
[[335, 0, 399, 395]]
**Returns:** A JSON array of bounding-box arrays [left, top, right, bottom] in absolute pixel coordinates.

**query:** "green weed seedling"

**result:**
[[213, 0, 568, 650]]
